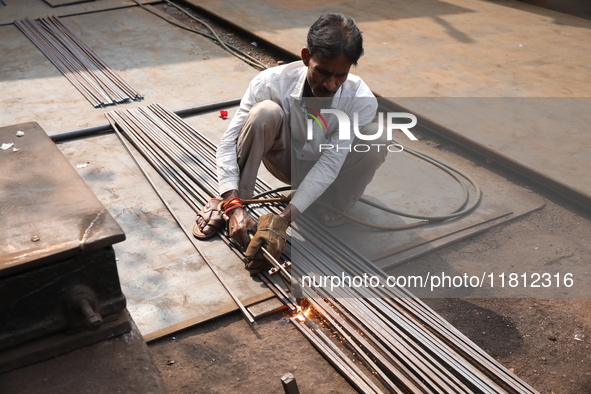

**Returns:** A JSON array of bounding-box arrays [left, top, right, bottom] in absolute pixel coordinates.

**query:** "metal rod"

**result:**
[[280, 373, 300, 394], [49, 99, 241, 142], [248, 233, 292, 282], [106, 104, 539, 394], [289, 317, 382, 394], [15, 16, 142, 107], [106, 113, 255, 325]]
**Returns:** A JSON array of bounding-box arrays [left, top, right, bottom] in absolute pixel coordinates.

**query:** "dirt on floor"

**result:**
[[148, 3, 591, 394], [414, 198, 591, 394], [150, 312, 357, 394]]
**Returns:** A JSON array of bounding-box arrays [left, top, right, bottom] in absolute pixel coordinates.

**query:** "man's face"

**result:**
[[301, 48, 353, 98]]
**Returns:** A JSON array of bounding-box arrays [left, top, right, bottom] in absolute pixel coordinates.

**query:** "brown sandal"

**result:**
[[192, 197, 224, 239]]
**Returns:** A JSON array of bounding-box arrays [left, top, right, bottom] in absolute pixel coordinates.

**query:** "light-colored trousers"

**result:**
[[236, 100, 387, 211]]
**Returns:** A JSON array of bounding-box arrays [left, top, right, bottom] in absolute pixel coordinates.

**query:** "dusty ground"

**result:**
[[150, 312, 357, 394], [415, 186, 591, 394], [148, 3, 591, 394]]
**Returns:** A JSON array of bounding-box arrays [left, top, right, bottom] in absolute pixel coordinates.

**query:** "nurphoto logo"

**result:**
[[305, 109, 418, 153]]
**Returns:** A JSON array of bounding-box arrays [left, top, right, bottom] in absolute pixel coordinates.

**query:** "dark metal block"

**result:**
[[0, 246, 127, 351], [0, 122, 129, 370]]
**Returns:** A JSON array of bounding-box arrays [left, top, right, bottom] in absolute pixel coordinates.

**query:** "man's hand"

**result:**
[[222, 190, 256, 248], [246, 213, 289, 264], [227, 207, 257, 248]]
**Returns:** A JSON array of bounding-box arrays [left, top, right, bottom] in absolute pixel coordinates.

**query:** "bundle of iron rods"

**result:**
[[15, 16, 143, 107], [106, 104, 538, 394]]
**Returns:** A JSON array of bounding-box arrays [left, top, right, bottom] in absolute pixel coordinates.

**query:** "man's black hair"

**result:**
[[307, 13, 364, 66]]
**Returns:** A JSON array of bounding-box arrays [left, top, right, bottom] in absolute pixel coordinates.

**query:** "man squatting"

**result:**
[[193, 13, 387, 273]]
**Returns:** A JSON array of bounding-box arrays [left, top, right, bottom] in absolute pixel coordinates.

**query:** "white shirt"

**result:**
[[216, 60, 377, 213]]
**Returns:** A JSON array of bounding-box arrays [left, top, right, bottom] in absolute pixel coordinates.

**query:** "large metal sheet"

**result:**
[[58, 131, 274, 342], [0, 0, 160, 26], [0, 7, 255, 133], [194, 0, 591, 208], [326, 135, 545, 270], [393, 97, 591, 207], [0, 5, 262, 340], [44, 0, 104, 7], [195, 0, 591, 97], [0, 122, 125, 276]]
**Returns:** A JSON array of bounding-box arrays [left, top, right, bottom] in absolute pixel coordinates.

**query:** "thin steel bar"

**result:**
[[290, 317, 383, 394], [309, 297, 410, 394], [17, 18, 112, 105], [107, 104, 539, 394], [292, 226, 508, 393], [295, 248, 475, 393], [14, 19, 103, 106], [257, 273, 296, 312], [297, 258, 490, 393], [15, 16, 142, 107], [293, 218, 534, 393], [106, 112, 255, 325]]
